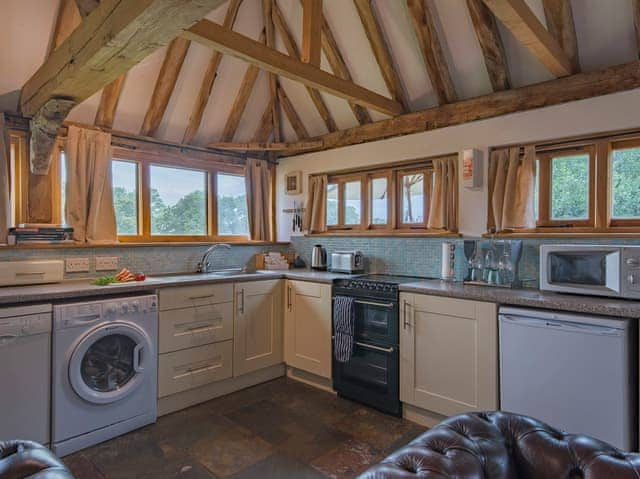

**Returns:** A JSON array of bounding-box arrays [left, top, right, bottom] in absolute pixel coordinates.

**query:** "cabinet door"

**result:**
[[233, 280, 283, 376], [400, 293, 498, 417], [284, 280, 332, 379]]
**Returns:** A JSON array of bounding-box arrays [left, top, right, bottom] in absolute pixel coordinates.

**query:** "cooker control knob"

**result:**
[[627, 258, 640, 267]]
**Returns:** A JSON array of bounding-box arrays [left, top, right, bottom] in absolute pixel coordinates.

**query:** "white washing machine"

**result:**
[[52, 295, 158, 456]]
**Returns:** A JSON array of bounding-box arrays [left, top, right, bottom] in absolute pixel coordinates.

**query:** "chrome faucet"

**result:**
[[197, 243, 232, 273]]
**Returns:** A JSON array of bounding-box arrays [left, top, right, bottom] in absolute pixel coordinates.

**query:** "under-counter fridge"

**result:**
[[499, 306, 637, 451]]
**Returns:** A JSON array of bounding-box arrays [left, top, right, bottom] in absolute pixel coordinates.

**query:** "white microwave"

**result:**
[[540, 245, 640, 299]]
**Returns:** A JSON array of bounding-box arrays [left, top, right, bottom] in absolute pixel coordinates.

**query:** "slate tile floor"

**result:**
[[64, 377, 424, 479]]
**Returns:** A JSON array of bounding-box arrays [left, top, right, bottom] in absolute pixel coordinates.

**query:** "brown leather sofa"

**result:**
[[0, 441, 74, 478], [357, 411, 640, 478]]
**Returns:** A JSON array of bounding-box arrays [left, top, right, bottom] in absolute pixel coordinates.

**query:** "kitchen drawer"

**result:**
[[159, 302, 233, 353], [412, 294, 478, 319], [158, 341, 233, 398], [159, 284, 234, 311]]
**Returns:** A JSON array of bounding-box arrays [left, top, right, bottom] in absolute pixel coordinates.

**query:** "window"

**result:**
[[216, 173, 249, 236], [321, 156, 454, 234], [112, 160, 139, 235], [60, 152, 67, 224], [491, 131, 640, 235]]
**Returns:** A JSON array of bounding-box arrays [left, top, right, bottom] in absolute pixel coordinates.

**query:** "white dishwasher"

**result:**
[[499, 306, 636, 451], [0, 303, 52, 444]]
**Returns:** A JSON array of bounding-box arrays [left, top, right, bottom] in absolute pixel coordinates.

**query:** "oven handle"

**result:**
[[355, 341, 395, 354], [353, 299, 395, 309]]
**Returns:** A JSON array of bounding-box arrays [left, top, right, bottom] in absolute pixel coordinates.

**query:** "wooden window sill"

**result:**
[[307, 230, 461, 238], [1, 240, 290, 250], [483, 230, 640, 238]]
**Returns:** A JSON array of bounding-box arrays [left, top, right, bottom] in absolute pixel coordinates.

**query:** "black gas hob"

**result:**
[[334, 274, 432, 300]]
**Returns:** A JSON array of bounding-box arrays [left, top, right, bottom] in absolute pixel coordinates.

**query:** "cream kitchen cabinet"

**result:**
[[400, 293, 498, 417], [284, 280, 332, 379], [233, 280, 284, 376]]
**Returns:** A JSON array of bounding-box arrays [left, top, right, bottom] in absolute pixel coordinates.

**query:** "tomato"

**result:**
[[135, 272, 146, 281]]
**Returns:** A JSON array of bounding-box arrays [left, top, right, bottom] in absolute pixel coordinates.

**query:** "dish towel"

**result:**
[[333, 295, 355, 363]]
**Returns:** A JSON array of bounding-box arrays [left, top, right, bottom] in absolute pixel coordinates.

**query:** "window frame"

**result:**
[[110, 148, 251, 243], [367, 170, 394, 229], [396, 167, 433, 231], [489, 132, 640, 236], [326, 173, 367, 231]]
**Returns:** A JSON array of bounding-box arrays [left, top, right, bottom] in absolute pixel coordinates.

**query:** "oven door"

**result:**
[[332, 341, 400, 416], [352, 298, 398, 345], [540, 245, 621, 297]]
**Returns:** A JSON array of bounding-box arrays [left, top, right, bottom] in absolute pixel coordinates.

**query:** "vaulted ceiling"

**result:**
[[1, 0, 639, 153]]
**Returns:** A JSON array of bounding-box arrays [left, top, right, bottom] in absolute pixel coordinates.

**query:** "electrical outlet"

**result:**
[[65, 257, 90, 273], [96, 256, 119, 271]]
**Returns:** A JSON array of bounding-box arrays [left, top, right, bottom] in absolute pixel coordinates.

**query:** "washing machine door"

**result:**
[[69, 321, 152, 404]]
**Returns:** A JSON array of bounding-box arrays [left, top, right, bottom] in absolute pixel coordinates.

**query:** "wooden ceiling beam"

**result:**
[[183, 19, 403, 116], [48, 0, 82, 57], [278, 86, 309, 139], [73, 0, 100, 18], [252, 98, 275, 142], [466, 0, 511, 91], [183, 0, 243, 144], [220, 31, 266, 142], [301, 0, 322, 66], [319, 10, 372, 124], [406, 0, 457, 104], [542, 0, 580, 73], [208, 140, 322, 151], [140, 37, 191, 137], [482, 0, 573, 76], [94, 75, 126, 128], [263, 0, 282, 143], [272, 1, 337, 132], [281, 60, 640, 156], [21, 0, 226, 172], [353, 0, 409, 112]]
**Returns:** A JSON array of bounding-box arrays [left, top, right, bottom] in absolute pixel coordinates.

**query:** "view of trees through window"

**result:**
[[112, 161, 138, 235], [217, 174, 249, 236], [611, 147, 640, 218], [550, 154, 590, 220]]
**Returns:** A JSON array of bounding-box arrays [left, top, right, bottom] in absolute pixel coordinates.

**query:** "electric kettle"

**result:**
[[311, 245, 327, 271]]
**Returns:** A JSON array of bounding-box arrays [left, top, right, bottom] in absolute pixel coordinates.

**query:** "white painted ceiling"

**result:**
[[0, 0, 637, 145]]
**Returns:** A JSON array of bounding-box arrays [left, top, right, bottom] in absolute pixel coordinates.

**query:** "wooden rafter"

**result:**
[[95, 74, 126, 128], [74, 0, 100, 17], [183, 0, 243, 144], [406, 0, 457, 104], [281, 60, 640, 156], [482, 0, 573, 76], [319, 10, 372, 124], [542, 0, 579, 73], [183, 19, 403, 116], [220, 31, 265, 142], [278, 86, 309, 139], [48, 0, 82, 57], [353, 0, 409, 112], [208, 140, 322, 151], [466, 0, 511, 91], [263, 0, 282, 143], [252, 98, 275, 142], [635, 0, 640, 59], [272, 1, 337, 132], [302, 0, 322, 66], [140, 37, 191, 137], [21, 0, 226, 172]]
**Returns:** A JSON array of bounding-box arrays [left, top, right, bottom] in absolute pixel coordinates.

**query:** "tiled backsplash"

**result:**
[[290, 235, 640, 286], [0, 244, 290, 279]]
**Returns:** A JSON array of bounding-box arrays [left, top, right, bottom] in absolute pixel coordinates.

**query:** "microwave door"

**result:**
[[547, 250, 621, 295]]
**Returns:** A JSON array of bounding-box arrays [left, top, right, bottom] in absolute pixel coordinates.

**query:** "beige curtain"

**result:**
[[304, 174, 327, 233], [244, 158, 273, 241], [488, 145, 536, 232], [428, 157, 458, 231], [65, 126, 117, 244], [0, 114, 10, 244]]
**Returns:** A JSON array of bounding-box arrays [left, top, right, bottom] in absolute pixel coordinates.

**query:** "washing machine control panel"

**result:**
[[55, 295, 158, 329]]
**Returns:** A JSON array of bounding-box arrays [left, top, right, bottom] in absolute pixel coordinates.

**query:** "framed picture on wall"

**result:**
[[284, 171, 302, 195]]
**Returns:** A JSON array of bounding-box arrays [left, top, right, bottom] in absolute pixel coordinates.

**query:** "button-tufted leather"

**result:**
[[0, 440, 75, 479], [357, 411, 640, 478]]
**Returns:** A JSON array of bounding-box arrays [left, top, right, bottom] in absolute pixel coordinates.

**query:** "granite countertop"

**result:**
[[1, 270, 639, 319], [0, 269, 350, 306], [399, 280, 640, 319]]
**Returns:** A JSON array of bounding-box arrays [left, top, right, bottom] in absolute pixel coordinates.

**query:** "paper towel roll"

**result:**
[[441, 242, 455, 281]]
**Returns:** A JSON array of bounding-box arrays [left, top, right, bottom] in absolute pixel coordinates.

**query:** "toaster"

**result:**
[[330, 251, 364, 273]]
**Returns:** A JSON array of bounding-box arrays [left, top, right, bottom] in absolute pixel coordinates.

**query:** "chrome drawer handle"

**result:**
[[355, 341, 394, 354], [188, 294, 215, 300]]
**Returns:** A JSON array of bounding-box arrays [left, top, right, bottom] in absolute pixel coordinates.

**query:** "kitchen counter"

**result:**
[[400, 280, 640, 319], [1, 271, 640, 319], [0, 269, 354, 305]]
